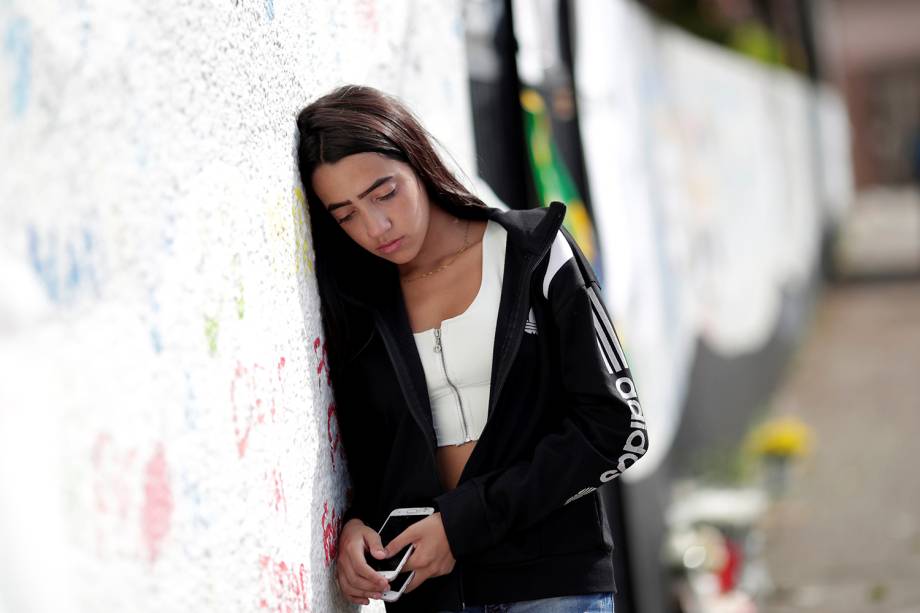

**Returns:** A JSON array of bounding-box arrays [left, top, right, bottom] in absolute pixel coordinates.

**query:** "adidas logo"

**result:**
[[524, 307, 538, 335], [564, 486, 597, 505]]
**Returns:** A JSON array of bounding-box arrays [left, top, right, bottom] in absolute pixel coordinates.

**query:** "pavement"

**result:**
[[760, 188, 920, 612]]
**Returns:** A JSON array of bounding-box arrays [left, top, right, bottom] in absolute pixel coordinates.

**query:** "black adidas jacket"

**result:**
[[332, 201, 648, 611]]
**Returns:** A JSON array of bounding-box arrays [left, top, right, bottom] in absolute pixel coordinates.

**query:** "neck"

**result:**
[[398, 203, 466, 279]]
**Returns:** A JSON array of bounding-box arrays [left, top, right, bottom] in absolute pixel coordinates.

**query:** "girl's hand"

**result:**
[[335, 518, 390, 605], [382, 512, 456, 594]]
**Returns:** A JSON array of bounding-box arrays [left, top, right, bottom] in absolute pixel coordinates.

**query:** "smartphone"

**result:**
[[366, 507, 434, 581], [381, 570, 416, 602]]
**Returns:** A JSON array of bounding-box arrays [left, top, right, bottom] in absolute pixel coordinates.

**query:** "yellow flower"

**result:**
[[746, 416, 812, 458]]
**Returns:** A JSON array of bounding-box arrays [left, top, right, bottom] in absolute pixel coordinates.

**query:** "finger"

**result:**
[[403, 568, 430, 594], [342, 585, 369, 605], [341, 561, 389, 594], [363, 527, 387, 560], [339, 569, 386, 602], [383, 524, 418, 558], [339, 573, 378, 605], [343, 535, 390, 591], [349, 555, 390, 592], [345, 592, 370, 606], [344, 586, 385, 603], [400, 544, 424, 572], [339, 551, 388, 591]]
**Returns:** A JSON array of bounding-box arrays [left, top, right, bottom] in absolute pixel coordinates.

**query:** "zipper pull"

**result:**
[[458, 563, 465, 610], [433, 327, 442, 353]]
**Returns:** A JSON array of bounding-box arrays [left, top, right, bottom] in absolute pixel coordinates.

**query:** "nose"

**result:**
[[364, 208, 392, 239]]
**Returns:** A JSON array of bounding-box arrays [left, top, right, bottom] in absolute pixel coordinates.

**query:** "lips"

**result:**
[[376, 236, 404, 254]]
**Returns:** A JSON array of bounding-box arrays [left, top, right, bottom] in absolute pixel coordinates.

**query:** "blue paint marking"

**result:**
[[79, 14, 90, 52], [26, 223, 101, 305], [4, 17, 31, 117], [148, 285, 160, 312], [150, 327, 163, 353], [65, 240, 81, 289], [183, 371, 199, 430], [27, 224, 59, 302], [161, 213, 176, 251], [453, 12, 464, 37], [148, 286, 162, 352], [179, 470, 211, 534], [83, 226, 100, 295], [70, 225, 99, 296], [264, 0, 274, 21]]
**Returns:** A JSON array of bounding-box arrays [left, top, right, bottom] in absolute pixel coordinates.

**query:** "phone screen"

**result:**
[[386, 571, 413, 595], [366, 513, 425, 573]]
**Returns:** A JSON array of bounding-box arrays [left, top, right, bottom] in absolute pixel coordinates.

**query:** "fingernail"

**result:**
[[376, 548, 386, 557]]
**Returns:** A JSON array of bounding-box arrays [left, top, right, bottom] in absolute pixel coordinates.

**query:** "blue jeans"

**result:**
[[439, 591, 614, 612]]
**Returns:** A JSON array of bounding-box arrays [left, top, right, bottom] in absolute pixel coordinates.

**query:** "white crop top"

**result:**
[[412, 219, 508, 447]]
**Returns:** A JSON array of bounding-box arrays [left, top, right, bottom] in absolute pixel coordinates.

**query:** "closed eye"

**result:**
[[337, 187, 397, 224]]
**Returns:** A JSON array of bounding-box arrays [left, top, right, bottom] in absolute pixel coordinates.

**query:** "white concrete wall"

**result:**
[[0, 2, 474, 612]]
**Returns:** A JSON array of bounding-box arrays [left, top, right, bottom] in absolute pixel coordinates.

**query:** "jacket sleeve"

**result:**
[[433, 226, 649, 559]]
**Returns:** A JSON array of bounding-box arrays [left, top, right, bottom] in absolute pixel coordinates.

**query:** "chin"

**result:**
[[381, 251, 414, 265]]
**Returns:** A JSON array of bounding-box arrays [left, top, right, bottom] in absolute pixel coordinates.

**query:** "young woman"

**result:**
[[296, 85, 648, 612]]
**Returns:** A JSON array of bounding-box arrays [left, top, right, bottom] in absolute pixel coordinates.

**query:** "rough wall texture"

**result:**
[[0, 2, 473, 612]]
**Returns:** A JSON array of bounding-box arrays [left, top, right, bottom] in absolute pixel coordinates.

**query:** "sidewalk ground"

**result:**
[[761, 189, 920, 612]]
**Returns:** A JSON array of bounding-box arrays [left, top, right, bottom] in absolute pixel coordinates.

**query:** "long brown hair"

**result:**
[[295, 84, 487, 374]]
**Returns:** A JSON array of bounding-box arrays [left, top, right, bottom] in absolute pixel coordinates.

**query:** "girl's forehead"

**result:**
[[313, 154, 408, 204], [316, 152, 401, 181]]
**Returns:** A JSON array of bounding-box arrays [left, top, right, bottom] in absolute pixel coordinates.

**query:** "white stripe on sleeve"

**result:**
[[542, 230, 575, 299]]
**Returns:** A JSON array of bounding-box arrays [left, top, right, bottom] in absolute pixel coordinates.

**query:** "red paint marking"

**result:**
[[327, 402, 342, 469], [321, 501, 342, 567], [270, 467, 287, 514], [274, 356, 286, 419], [92, 432, 136, 519], [312, 337, 330, 388], [141, 443, 173, 563], [91, 432, 111, 466], [231, 361, 252, 457], [231, 358, 284, 458], [257, 555, 310, 612], [357, 0, 379, 34], [92, 433, 112, 513]]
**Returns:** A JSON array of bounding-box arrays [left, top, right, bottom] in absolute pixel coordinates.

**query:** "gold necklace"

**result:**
[[401, 218, 472, 283]]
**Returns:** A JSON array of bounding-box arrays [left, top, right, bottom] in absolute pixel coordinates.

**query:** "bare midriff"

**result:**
[[436, 440, 477, 491]]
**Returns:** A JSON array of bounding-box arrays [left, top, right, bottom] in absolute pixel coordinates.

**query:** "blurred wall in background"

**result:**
[[571, 2, 852, 609]]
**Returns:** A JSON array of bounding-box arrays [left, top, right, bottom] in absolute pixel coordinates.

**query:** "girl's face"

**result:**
[[312, 152, 430, 264]]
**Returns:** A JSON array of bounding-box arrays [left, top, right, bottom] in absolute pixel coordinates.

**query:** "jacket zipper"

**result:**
[[434, 326, 470, 611], [434, 326, 468, 609], [459, 561, 466, 610], [432, 326, 470, 442]]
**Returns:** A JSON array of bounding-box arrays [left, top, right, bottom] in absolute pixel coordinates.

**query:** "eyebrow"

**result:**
[[326, 176, 394, 212]]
